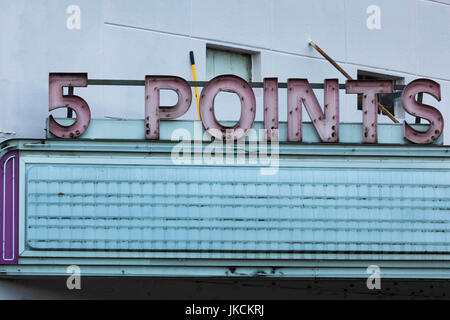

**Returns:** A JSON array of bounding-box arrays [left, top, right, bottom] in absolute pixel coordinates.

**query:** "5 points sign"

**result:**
[[48, 73, 443, 144]]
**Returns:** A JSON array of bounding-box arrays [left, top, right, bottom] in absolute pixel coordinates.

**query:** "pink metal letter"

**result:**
[[287, 79, 339, 142], [264, 78, 279, 141], [49, 73, 91, 139], [199, 75, 256, 140], [402, 79, 443, 144], [145, 76, 192, 140], [346, 80, 393, 144]]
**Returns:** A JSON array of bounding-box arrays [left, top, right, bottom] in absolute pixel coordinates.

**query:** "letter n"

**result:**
[[287, 79, 339, 142]]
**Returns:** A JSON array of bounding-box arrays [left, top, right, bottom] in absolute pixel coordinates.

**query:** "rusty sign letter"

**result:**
[[145, 76, 192, 140], [402, 79, 443, 144], [346, 80, 393, 143], [264, 78, 279, 141], [287, 79, 339, 142], [49, 73, 91, 139], [199, 75, 256, 140]]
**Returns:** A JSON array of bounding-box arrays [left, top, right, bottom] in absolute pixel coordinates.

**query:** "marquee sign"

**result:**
[[48, 73, 443, 144]]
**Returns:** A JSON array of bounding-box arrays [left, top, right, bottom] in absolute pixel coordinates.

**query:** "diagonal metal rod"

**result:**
[[309, 41, 399, 124]]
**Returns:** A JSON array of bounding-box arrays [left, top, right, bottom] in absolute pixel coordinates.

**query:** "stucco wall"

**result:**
[[0, 0, 449, 141], [0, 0, 449, 299]]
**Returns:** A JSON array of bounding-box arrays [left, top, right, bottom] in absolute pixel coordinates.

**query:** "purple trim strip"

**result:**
[[0, 151, 19, 264]]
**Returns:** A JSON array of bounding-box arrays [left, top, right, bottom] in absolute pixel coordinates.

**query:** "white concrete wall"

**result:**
[[0, 0, 449, 299], [0, 0, 449, 142]]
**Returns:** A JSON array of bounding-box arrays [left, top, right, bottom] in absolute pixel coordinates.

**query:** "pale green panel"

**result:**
[[211, 50, 231, 78], [47, 118, 444, 145], [205, 48, 214, 80], [4, 261, 450, 278], [206, 48, 251, 81], [24, 162, 450, 254], [229, 52, 252, 81]]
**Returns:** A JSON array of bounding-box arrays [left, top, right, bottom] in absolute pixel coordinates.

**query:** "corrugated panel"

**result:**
[[25, 163, 450, 254], [206, 48, 252, 82]]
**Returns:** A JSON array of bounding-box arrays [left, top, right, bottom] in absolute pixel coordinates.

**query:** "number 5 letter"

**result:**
[[49, 73, 91, 138]]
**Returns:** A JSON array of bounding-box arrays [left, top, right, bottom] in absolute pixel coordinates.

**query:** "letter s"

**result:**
[[402, 79, 443, 144]]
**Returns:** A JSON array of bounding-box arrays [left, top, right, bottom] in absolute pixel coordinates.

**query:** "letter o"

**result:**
[[200, 75, 256, 140]]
